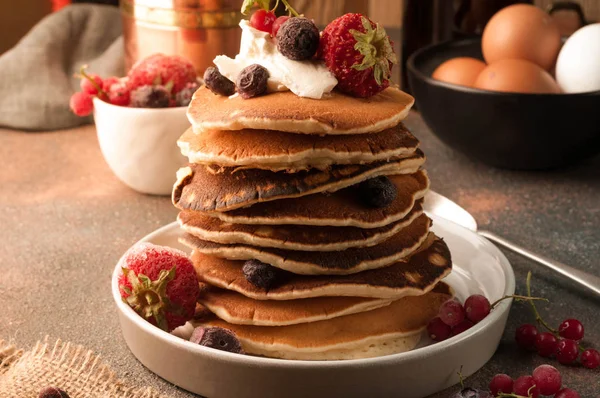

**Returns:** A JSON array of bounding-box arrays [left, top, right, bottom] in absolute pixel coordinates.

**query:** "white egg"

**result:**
[[556, 23, 600, 93]]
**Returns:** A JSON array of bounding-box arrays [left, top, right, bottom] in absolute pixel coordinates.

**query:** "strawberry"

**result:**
[[127, 54, 197, 94], [318, 13, 397, 98], [118, 243, 199, 332]]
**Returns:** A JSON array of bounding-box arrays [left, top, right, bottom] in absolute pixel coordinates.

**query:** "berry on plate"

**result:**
[[243, 259, 281, 290], [276, 17, 320, 61], [204, 67, 236, 97], [318, 13, 397, 98], [190, 326, 244, 354], [237, 64, 269, 99], [358, 176, 398, 208], [118, 243, 199, 332], [127, 53, 197, 94]]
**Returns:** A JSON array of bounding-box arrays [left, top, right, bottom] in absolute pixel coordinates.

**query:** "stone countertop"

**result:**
[[0, 113, 598, 397]]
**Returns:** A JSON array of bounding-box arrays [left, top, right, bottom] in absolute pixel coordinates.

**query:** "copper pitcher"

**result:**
[[121, 0, 242, 74]]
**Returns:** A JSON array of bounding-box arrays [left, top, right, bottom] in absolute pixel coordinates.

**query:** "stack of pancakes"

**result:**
[[173, 87, 453, 360]]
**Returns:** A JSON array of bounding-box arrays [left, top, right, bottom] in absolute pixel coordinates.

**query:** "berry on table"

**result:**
[[250, 9, 276, 33], [427, 317, 451, 342], [118, 243, 200, 332], [515, 324, 539, 350], [513, 375, 539, 398], [237, 64, 269, 99], [318, 13, 396, 98], [554, 388, 581, 398], [175, 81, 201, 106], [532, 364, 562, 395], [38, 386, 70, 398], [450, 387, 492, 398], [127, 53, 197, 93], [243, 259, 280, 290], [558, 318, 584, 341], [438, 299, 466, 327], [556, 339, 579, 365], [190, 326, 244, 354], [358, 176, 398, 208], [535, 332, 558, 358], [581, 348, 600, 369], [276, 17, 320, 60], [203, 67, 236, 97], [489, 373, 513, 395], [130, 85, 171, 108], [271, 15, 290, 36], [464, 294, 491, 323], [80, 73, 103, 96], [69, 91, 94, 116], [451, 319, 474, 336]]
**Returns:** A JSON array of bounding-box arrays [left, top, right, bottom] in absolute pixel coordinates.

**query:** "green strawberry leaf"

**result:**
[[241, 0, 271, 15]]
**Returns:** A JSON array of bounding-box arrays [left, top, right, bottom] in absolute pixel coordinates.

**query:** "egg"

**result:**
[[482, 4, 561, 71], [556, 23, 600, 93], [432, 57, 487, 87], [474, 59, 561, 94]]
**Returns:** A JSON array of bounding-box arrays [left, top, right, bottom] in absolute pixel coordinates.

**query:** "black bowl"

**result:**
[[407, 38, 600, 170]]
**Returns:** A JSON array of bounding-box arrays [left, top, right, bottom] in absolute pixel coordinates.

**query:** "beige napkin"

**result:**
[[0, 338, 170, 398]]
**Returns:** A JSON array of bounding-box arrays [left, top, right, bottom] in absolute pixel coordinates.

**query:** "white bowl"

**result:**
[[112, 212, 515, 398], [93, 98, 189, 195]]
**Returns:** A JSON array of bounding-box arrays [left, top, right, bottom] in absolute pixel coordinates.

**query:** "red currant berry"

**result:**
[[427, 317, 451, 342], [69, 92, 94, 116], [250, 10, 276, 33], [80, 73, 103, 95], [513, 375, 539, 398], [556, 339, 579, 365], [272, 15, 290, 36], [535, 332, 558, 357], [558, 318, 584, 341], [107, 83, 131, 106], [515, 324, 538, 350], [555, 388, 581, 398], [102, 76, 119, 92], [450, 319, 474, 336], [464, 294, 491, 323], [438, 299, 466, 327], [581, 348, 600, 369], [489, 373, 513, 395], [532, 364, 562, 395]]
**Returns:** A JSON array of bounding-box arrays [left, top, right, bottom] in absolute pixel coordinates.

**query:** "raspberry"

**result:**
[[130, 85, 171, 108], [276, 17, 320, 60], [243, 259, 281, 290], [127, 53, 197, 93], [190, 326, 244, 354], [237, 64, 269, 99], [175, 81, 201, 106], [358, 176, 398, 208], [80, 73, 103, 96], [118, 243, 199, 332], [69, 92, 94, 116], [203, 67, 236, 97]]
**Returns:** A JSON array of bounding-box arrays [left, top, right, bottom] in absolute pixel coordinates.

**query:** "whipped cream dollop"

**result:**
[[214, 20, 338, 99]]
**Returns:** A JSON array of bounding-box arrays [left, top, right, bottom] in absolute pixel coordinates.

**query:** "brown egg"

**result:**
[[432, 57, 487, 87], [482, 4, 561, 71], [474, 59, 561, 94]]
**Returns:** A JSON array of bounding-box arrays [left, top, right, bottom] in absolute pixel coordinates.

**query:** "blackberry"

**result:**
[[175, 81, 201, 106], [130, 85, 170, 108], [203, 67, 235, 96], [242, 259, 280, 290], [190, 326, 244, 354], [358, 176, 398, 208], [237, 64, 269, 99], [276, 17, 320, 60]]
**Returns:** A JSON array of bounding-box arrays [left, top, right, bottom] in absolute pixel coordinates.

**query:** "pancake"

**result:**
[[181, 214, 431, 275], [188, 86, 415, 135], [191, 233, 452, 300], [177, 124, 419, 171], [198, 283, 393, 326], [205, 170, 429, 228], [173, 152, 425, 213], [192, 283, 451, 360], [178, 201, 423, 251]]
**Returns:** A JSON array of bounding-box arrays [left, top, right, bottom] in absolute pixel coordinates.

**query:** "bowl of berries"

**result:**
[[69, 54, 201, 195]]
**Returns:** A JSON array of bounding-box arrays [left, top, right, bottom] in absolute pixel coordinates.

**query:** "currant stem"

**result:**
[[79, 65, 108, 98], [490, 294, 548, 310], [280, 0, 299, 16], [496, 393, 529, 398], [526, 271, 558, 335], [271, 0, 280, 12]]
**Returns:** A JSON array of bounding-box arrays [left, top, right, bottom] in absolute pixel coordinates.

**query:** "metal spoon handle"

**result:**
[[479, 230, 600, 298]]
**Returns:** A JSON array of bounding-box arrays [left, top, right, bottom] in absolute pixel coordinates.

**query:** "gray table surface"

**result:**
[[1, 112, 598, 397]]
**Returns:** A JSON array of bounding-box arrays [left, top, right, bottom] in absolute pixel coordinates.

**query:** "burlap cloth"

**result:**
[[0, 338, 171, 398]]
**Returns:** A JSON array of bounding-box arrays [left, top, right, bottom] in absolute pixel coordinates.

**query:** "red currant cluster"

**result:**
[[515, 274, 599, 368], [428, 294, 493, 342], [69, 67, 130, 116], [488, 364, 580, 397], [250, 9, 290, 36]]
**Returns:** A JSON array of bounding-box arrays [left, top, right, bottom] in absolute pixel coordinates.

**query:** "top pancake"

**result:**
[[177, 124, 419, 171], [188, 86, 415, 135]]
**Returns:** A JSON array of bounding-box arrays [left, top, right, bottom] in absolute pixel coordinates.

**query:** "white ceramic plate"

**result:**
[[112, 214, 515, 398]]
